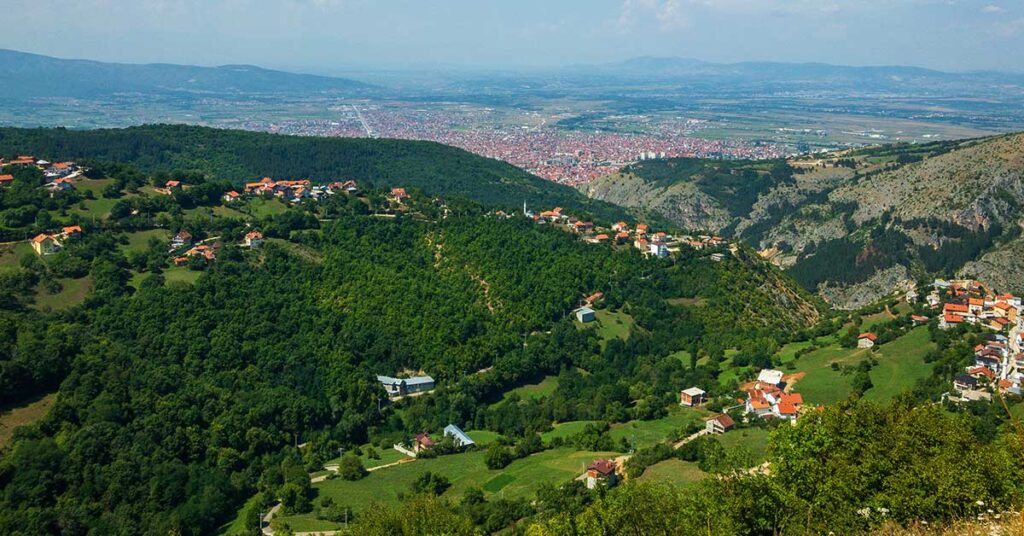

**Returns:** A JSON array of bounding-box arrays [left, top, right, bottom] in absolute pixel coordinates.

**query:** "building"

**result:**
[[223, 191, 241, 203], [377, 375, 435, 397], [953, 374, 978, 392], [171, 231, 194, 249], [391, 187, 410, 203], [0, 174, 13, 187], [443, 424, 475, 448], [243, 231, 264, 248], [857, 333, 878, 349], [31, 234, 61, 256], [649, 241, 668, 258], [413, 433, 434, 453], [61, 226, 82, 239], [757, 369, 784, 388], [575, 307, 596, 323], [585, 459, 618, 490], [679, 387, 706, 407], [705, 414, 736, 434]]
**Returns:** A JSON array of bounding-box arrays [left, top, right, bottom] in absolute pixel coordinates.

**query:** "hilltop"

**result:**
[[0, 124, 634, 222], [585, 134, 1024, 308]]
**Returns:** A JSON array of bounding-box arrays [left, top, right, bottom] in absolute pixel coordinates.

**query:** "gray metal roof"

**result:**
[[377, 375, 434, 385], [443, 424, 475, 446]]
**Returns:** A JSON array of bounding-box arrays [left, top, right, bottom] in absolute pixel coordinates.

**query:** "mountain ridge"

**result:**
[[0, 48, 371, 99], [584, 133, 1024, 308]]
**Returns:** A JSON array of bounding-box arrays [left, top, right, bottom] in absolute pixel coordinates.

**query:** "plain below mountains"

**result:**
[[584, 133, 1024, 309], [0, 49, 370, 100]]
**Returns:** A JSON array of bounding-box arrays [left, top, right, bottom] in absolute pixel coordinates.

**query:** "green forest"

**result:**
[[0, 125, 631, 222]]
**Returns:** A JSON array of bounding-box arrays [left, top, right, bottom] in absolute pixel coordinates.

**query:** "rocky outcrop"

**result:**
[[817, 265, 913, 310], [958, 237, 1024, 295], [582, 172, 732, 232]]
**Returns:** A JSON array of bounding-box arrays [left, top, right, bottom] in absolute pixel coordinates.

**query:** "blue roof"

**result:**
[[443, 424, 475, 447]]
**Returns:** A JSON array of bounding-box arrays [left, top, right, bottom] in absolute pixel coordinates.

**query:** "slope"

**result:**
[[0, 124, 631, 221], [586, 133, 1024, 307]]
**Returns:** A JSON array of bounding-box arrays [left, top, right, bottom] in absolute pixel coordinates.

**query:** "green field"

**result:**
[[212, 205, 248, 219], [72, 197, 120, 219], [322, 446, 410, 473], [790, 327, 934, 405], [463, 430, 501, 446], [217, 494, 261, 536], [244, 197, 290, 217], [609, 407, 707, 449], [717, 349, 750, 387], [716, 427, 771, 463], [33, 276, 92, 311], [592, 309, 634, 345], [668, 349, 692, 366], [0, 241, 33, 272], [276, 447, 618, 531], [74, 178, 115, 195], [636, 459, 705, 488], [121, 229, 170, 254], [861, 310, 897, 330], [0, 393, 56, 448], [863, 327, 934, 402], [789, 345, 867, 405], [497, 375, 558, 404], [164, 266, 202, 285], [777, 340, 815, 364], [541, 421, 600, 442]]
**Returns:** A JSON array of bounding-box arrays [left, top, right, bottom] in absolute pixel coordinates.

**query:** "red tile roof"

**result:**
[[587, 459, 616, 475]]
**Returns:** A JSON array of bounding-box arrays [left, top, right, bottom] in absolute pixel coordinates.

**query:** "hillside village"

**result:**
[[926, 279, 1024, 401], [3, 147, 1024, 535]]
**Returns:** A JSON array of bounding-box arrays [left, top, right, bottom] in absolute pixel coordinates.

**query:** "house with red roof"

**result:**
[[0, 174, 13, 187], [413, 433, 435, 454], [857, 333, 878, 349], [585, 459, 618, 489], [31, 233, 61, 256], [705, 414, 736, 435], [243, 231, 264, 248]]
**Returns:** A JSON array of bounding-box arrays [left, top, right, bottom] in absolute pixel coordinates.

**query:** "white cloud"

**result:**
[[981, 5, 1004, 14], [617, 0, 689, 31], [995, 17, 1024, 36]]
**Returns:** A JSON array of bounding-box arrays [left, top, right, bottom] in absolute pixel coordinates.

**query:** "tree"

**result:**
[[339, 454, 368, 481], [485, 444, 513, 470], [410, 471, 451, 496]]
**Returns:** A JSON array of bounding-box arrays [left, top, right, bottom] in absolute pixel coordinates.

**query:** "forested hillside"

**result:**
[[0, 167, 820, 534], [0, 125, 632, 222]]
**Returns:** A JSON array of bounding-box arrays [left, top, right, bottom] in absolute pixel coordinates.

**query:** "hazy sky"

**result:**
[[2, 0, 1022, 73]]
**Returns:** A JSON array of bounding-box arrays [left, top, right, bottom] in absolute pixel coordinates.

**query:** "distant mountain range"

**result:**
[[0, 49, 370, 100], [565, 56, 1024, 90]]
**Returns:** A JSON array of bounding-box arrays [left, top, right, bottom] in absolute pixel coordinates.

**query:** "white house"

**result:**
[[576, 307, 596, 323], [757, 369, 784, 387]]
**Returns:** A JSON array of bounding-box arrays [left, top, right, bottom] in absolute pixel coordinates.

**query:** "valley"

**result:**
[[0, 125, 1021, 535]]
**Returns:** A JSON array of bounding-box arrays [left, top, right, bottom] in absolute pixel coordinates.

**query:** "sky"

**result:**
[[2, 0, 1022, 73]]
